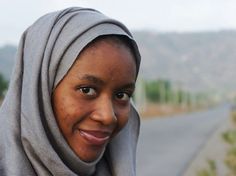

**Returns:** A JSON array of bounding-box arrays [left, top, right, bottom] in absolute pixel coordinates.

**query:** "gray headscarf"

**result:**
[[0, 7, 141, 176]]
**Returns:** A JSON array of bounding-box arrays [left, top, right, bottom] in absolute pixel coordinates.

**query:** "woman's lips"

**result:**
[[79, 130, 111, 146]]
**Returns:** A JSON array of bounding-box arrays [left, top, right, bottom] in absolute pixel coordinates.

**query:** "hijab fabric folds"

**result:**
[[0, 7, 141, 176]]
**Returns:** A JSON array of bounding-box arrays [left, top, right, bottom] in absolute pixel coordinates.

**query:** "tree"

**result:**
[[0, 73, 8, 98], [145, 79, 172, 103]]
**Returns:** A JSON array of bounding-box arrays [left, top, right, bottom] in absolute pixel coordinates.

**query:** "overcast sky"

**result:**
[[1, 0, 236, 46]]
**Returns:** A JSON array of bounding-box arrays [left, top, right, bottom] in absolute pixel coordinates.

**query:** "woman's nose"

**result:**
[[91, 96, 117, 126]]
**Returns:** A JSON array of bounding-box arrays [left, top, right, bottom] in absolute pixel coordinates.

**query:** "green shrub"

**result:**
[[145, 79, 171, 103], [0, 73, 8, 98], [197, 160, 216, 176], [222, 130, 236, 145]]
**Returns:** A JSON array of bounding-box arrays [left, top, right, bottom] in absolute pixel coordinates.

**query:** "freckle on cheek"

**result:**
[[59, 106, 64, 112], [78, 106, 84, 111], [63, 114, 68, 121]]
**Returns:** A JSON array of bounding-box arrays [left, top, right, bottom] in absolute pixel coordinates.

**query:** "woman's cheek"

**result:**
[[113, 105, 131, 134]]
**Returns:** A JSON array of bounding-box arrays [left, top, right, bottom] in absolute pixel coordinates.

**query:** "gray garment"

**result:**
[[0, 7, 141, 176]]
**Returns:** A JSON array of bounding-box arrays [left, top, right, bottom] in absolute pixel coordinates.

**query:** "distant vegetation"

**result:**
[[134, 78, 213, 117], [0, 73, 8, 99], [143, 79, 207, 106]]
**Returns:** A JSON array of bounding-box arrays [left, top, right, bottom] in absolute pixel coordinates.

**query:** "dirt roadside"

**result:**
[[182, 115, 233, 176]]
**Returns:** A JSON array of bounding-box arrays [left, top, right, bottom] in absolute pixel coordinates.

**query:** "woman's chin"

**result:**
[[75, 146, 105, 162]]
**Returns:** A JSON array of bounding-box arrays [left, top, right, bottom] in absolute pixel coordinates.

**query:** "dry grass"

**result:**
[[139, 103, 195, 118]]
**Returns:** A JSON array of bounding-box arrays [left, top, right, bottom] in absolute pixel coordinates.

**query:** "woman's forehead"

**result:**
[[79, 35, 137, 66], [67, 38, 137, 84]]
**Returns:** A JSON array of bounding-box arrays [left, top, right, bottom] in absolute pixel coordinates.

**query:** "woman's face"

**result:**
[[52, 38, 136, 162]]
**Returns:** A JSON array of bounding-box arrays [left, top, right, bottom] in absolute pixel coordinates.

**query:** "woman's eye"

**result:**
[[115, 92, 130, 101], [79, 87, 96, 96]]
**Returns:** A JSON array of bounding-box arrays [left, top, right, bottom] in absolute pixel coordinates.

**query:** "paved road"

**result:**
[[136, 104, 231, 176]]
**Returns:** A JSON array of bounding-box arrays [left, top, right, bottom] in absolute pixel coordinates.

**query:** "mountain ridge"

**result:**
[[1, 30, 236, 93]]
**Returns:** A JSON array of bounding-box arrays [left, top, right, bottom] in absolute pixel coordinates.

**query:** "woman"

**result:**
[[0, 7, 141, 176]]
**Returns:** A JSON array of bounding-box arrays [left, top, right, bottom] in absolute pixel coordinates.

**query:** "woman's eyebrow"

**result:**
[[120, 83, 135, 90], [78, 74, 135, 89], [78, 74, 105, 85]]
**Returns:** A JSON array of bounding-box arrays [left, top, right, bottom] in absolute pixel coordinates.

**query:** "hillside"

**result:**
[[133, 30, 236, 92], [0, 45, 16, 80], [1, 30, 236, 92]]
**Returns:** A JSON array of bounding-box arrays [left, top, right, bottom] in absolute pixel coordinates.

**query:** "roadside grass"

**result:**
[[196, 109, 236, 176], [197, 160, 216, 176]]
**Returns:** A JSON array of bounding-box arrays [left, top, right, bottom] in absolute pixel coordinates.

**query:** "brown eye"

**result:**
[[79, 87, 96, 96], [115, 92, 130, 101]]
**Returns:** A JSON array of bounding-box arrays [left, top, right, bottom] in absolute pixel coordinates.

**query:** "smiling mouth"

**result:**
[[79, 130, 111, 146]]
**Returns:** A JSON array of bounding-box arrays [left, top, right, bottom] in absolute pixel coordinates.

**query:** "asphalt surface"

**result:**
[[136, 104, 230, 176]]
